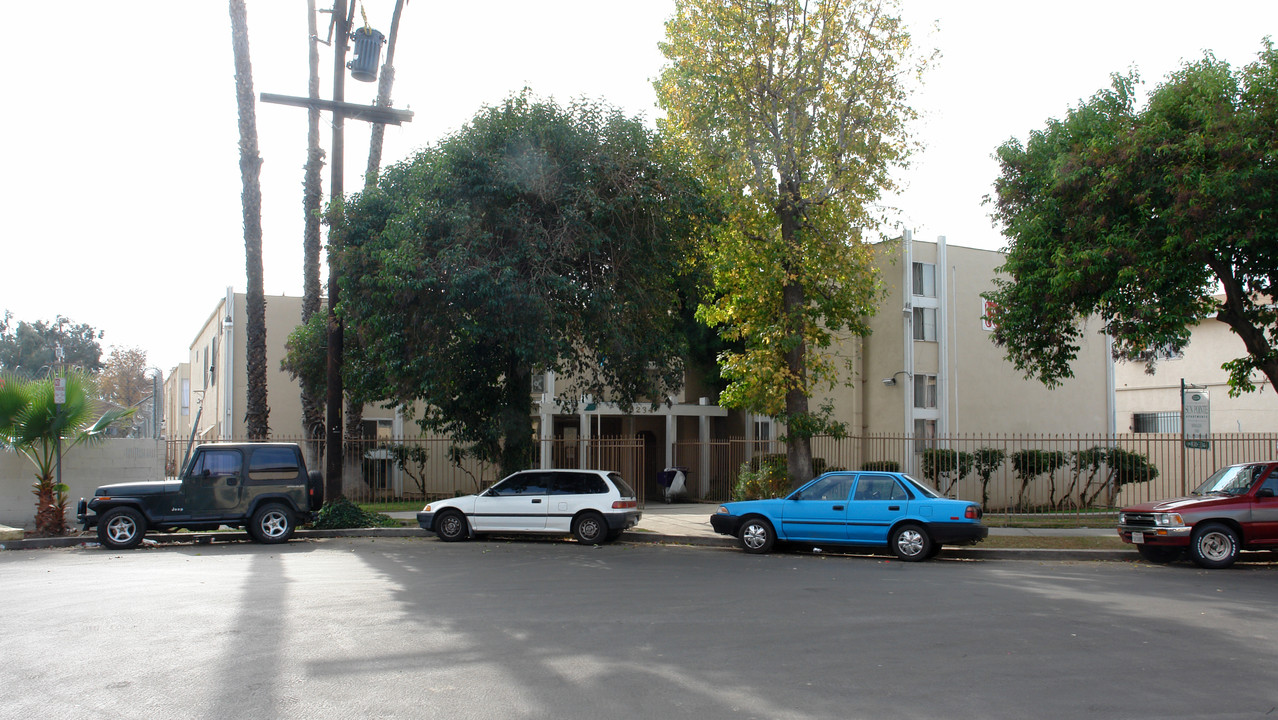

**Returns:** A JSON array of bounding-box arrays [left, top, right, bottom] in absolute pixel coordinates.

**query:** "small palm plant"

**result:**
[[0, 371, 133, 536]]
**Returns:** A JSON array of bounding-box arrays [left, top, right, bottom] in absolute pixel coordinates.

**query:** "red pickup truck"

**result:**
[[1117, 461, 1278, 569]]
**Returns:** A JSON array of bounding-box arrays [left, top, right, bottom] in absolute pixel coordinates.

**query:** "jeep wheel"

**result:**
[[98, 507, 146, 550], [1189, 522, 1239, 569], [248, 503, 295, 544]]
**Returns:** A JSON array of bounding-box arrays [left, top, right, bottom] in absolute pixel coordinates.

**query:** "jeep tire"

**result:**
[[98, 506, 146, 550], [248, 503, 295, 544]]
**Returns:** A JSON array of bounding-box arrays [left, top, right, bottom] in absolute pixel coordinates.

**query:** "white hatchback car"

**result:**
[[417, 469, 642, 544]]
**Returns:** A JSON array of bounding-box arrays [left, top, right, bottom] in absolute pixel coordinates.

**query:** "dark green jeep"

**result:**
[[77, 442, 323, 550]]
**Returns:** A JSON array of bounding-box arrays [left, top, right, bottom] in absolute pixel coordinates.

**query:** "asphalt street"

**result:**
[[2, 537, 1275, 719]]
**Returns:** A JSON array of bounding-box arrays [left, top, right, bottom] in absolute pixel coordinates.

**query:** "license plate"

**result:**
[[1132, 532, 1144, 544]]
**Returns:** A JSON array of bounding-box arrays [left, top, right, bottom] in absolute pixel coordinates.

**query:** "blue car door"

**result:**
[[845, 474, 910, 545], [779, 474, 854, 541]]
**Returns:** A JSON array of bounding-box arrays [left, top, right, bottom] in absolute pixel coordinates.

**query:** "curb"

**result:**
[[1, 526, 1135, 562]]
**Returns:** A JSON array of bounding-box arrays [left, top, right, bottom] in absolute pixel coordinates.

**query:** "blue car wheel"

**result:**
[[738, 517, 776, 554]]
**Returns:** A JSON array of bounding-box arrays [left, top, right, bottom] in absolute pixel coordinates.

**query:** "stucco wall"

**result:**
[[0, 439, 165, 529]]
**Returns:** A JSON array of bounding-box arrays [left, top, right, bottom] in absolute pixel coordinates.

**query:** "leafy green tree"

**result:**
[[333, 93, 714, 477], [0, 311, 104, 374], [656, 0, 926, 486], [971, 447, 1006, 509], [919, 448, 973, 497], [1010, 449, 1067, 511], [986, 41, 1278, 396], [0, 371, 133, 535], [98, 347, 150, 408]]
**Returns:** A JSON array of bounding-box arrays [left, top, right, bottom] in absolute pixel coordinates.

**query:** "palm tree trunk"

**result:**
[[301, 0, 326, 445], [230, 0, 269, 439]]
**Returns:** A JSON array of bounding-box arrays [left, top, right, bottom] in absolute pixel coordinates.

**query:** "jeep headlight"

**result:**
[[1154, 513, 1185, 527], [1118, 512, 1128, 524]]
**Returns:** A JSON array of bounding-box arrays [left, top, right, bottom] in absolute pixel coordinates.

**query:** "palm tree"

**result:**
[[0, 371, 133, 535], [230, 0, 270, 439]]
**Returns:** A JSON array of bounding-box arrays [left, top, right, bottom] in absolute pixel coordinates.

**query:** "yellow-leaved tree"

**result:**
[[656, 0, 928, 486]]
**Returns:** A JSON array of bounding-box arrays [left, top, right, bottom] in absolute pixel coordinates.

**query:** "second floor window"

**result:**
[[913, 307, 937, 342]]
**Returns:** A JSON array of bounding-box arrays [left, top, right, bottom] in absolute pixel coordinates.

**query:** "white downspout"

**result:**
[[222, 287, 234, 440], [937, 236, 948, 438]]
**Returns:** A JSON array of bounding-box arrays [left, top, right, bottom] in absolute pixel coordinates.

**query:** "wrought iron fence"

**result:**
[[165, 431, 1277, 514]]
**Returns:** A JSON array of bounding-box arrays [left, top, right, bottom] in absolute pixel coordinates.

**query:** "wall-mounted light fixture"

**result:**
[[882, 370, 911, 387]]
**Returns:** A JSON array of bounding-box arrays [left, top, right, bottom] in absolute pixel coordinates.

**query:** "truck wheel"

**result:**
[[248, 503, 295, 544], [1189, 522, 1239, 569], [98, 507, 146, 550]]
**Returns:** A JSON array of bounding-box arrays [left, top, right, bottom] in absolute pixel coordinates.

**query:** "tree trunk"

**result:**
[[230, 0, 269, 439], [364, 0, 406, 190], [300, 0, 325, 445], [498, 357, 535, 477], [778, 189, 814, 488]]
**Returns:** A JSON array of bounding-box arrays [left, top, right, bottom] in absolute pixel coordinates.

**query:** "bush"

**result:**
[[861, 460, 900, 472], [312, 497, 399, 529], [733, 456, 790, 501]]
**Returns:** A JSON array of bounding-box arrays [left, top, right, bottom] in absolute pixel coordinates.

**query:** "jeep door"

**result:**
[[470, 472, 549, 532], [183, 448, 246, 517]]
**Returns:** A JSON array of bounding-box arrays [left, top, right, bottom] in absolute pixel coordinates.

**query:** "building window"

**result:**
[[913, 419, 937, 453], [1133, 412, 1180, 433], [913, 374, 937, 409], [531, 372, 546, 394], [912, 262, 936, 298], [912, 307, 937, 342], [210, 336, 218, 386], [181, 379, 190, 417]]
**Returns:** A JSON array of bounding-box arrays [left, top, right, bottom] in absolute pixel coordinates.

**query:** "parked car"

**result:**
[[77, 442, 323, 550], [1117, 461, 1278, 568], [417, 469, 641, 544], [710, 471, 987, 560]]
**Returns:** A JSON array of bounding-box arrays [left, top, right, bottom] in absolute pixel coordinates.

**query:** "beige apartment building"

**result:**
[[1114, 307, 1278, 434], [165, 234, 1119, 496], [817, 233, 1115, 462]]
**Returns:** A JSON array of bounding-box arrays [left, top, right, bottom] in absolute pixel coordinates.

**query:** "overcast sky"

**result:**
[[3, 1, 1275, 372]]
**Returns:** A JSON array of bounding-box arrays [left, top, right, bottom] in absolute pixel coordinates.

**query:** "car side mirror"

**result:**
[[1257, 488, 1275, 499], [790, 491, 801, 501]]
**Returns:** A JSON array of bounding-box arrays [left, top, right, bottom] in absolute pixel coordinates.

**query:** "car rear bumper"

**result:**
[[927, 522, 988, 545], [605, 510, 642, 531]]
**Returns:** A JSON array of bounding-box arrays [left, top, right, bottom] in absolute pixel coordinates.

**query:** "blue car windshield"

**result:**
[[901, 474, 941, 499]]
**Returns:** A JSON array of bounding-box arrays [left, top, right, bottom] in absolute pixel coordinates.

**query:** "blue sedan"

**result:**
[[710, 471, 988, 560]]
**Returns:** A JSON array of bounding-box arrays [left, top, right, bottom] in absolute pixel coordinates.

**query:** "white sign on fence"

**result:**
[[1183, 388, 1210, 450]]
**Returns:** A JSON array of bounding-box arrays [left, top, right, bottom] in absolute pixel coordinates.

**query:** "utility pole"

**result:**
[[261, 2, 411, 501], [325, 0, 349, 499]]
